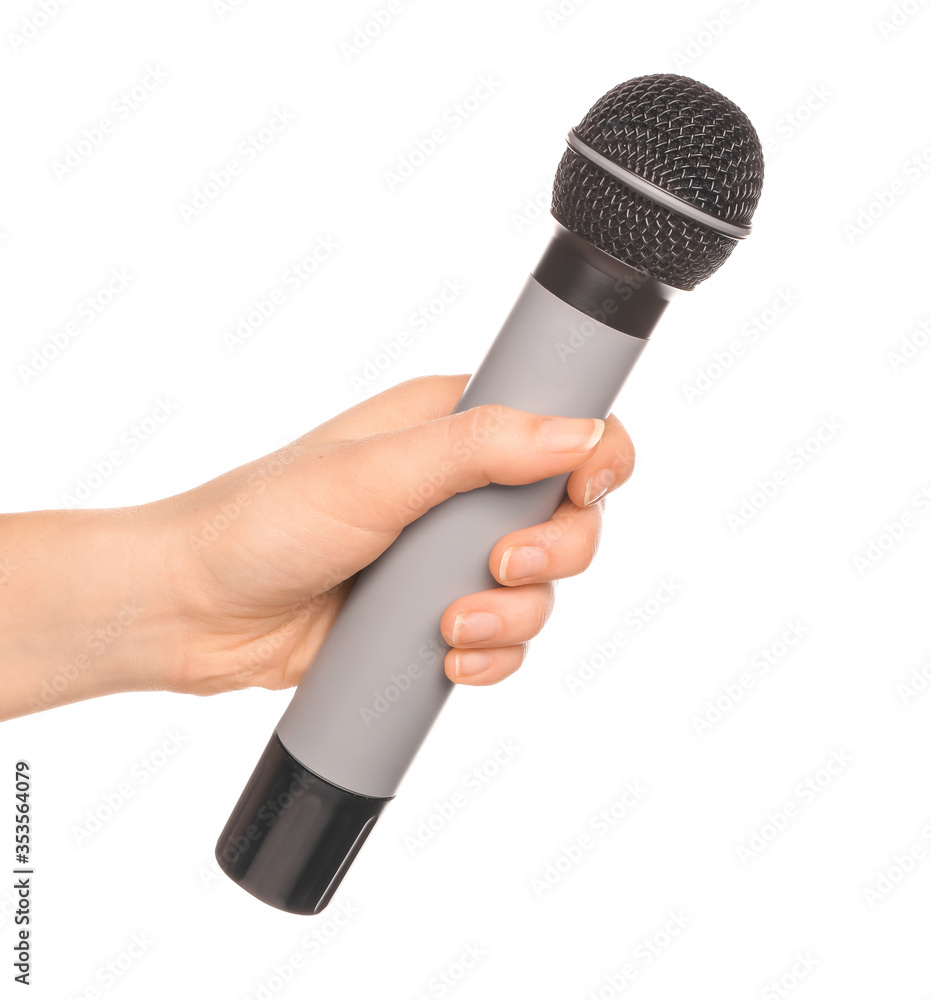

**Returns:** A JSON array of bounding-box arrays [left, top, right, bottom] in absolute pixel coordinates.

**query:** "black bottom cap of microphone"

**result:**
[[215, 732, 391, 915]]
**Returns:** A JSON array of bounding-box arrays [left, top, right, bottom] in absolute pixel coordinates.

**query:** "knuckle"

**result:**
[[616, 436, 636, 483], [454, 404, 511, 469], [473, 403, 510, 441]]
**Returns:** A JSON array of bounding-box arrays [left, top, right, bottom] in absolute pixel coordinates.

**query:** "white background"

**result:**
[[2, 0, 930, 997]]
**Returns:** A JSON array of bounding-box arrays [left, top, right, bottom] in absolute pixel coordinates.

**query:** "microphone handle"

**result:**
[[217, 229, 675, 913]]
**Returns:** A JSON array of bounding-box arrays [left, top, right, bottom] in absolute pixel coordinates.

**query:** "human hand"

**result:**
[[162, 373, 634, 693], [1, 375, 634, 719]]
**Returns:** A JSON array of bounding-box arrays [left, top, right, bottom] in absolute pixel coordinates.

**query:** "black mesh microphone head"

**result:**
[[552, 74, 764, 291]]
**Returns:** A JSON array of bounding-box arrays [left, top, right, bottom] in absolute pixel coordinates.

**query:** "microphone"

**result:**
[[216, 73, 764, 914]]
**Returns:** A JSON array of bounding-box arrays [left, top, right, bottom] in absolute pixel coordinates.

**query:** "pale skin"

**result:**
[[0, 375, 634, 722]]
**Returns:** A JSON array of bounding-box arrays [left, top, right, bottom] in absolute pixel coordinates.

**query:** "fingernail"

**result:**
[[452, 611, 500, 645], [454, 650, 491, 678], [584, 468, 616, 506], [541, 417, 604, 453], [499, 544, 546, 582]]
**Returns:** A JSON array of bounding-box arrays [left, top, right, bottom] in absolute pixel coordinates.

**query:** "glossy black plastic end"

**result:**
[[215, 733, 391, 915]]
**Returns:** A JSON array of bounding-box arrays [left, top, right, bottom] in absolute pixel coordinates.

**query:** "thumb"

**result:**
[[310, 404, 605, 532]]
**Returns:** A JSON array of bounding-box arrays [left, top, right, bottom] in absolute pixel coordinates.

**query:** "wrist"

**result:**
[[0, 505, 187, 718]]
